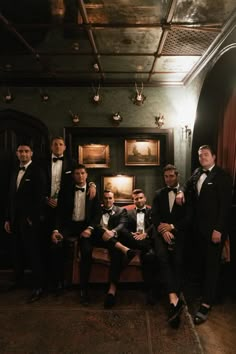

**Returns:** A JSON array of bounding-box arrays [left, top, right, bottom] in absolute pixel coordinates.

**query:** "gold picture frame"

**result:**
[[102, 175, 135, 203], [78, 144, 110, 168], [125, 139, 160, 166]]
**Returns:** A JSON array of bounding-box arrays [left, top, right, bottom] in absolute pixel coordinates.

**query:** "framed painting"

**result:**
[[102, 175, 135, 203], [125, 139, 160, 166], [78, 144, 109, 168]]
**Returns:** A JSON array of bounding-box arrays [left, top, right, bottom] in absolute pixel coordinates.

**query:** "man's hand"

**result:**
[[102, 230, 115, 242], [51, 231, 63, 244], [132, 232, 147, 240], [162, 231, 175, 244], [80, 228, 92, 238], [158, 223, 173, 234], [175, 191, 185, 206], [46, 197, 58, 208], [4, 221, 11, 234], [212, 230, 222, 244], [87, 183, 96, 200]]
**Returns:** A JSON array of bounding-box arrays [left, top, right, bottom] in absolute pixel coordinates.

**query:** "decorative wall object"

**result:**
[[102, 175, 135, 203], [125, 139, 160, 166], [78, 144, 110, 168]]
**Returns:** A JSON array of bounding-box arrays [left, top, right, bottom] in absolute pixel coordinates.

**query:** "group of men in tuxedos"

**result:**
[[4, 140, 232, 327]]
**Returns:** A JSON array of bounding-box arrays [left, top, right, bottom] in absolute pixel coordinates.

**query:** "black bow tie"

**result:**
[[19, 166, 26, 171], [137, 209, 145, 213], [168, 187, 177, 193], [102, 208, 113, 215], [52, 156, 64, 162], [200, 169, 210, 176], [75, 187, 85, 192]]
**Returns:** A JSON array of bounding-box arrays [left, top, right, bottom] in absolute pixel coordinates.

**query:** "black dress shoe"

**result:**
[[27, 288, 43, 303], [193, 305, 211, 325], [53, 282, 64, 297], [80, 289, 90, 306], [168, 299, 184, 323], [104, 293, 116, 309], [143, 249, 156, 263], [125, 249, 137, 265]]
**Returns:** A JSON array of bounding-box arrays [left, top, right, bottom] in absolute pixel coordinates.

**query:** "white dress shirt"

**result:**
[[16, 160, 32, 189], [72, 184, 87, 221], [136, 207, 146, 233], [51, 154, 63, 197], [197, 165, 214, 195]]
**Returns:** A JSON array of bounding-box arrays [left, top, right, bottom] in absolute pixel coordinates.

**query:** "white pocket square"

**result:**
[[207, 182, 213, 185], [65, 171, 71, 174], [25, 179, 31, 181]]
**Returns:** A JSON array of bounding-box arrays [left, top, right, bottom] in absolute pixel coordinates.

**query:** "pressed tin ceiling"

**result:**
[[0, 0, 236, 87]]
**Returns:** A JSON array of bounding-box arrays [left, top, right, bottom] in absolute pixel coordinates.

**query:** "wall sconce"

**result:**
[[155, 113, 165, 128], [69, 110, 80, 125], [182, 125, 192, 140], [111, 112, 123, 126], [93, 63, 99, 72], [40, 89, 49, 102], [4, 88, 14, 103]]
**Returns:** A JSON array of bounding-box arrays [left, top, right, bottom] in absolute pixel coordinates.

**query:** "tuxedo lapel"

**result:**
[[17, 164, 31, 191]]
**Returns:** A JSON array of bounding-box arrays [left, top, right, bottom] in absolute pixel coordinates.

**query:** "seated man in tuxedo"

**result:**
[[86, 190, 136, 308], [152, 164, 192, 327], [50, 164, 101, 297], [121, 189, 156, 304]]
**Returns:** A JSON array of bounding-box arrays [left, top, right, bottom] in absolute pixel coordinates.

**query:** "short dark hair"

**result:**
[[16, 143, 33, 151], [73, 163, 87, 172], [51, 136, 65, 144], [163, 164, 179, 176], [132, 188, 144, 195], [198, 145, 216, 155]]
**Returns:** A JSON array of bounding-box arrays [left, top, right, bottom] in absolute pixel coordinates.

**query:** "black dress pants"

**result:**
[[12, 218, 43, 289], [79, 229, 123, 290], [154, 232, 184, 295]]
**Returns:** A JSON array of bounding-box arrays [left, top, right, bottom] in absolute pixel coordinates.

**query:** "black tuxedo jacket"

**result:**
[[152, 187, 192, 234], [55, 182, 101, 232], [96, 205, 128, 235], [41, 155, 76, 197], [5, 162, 46, 227], [125, 207, 153, 236], [183, 165, 232, 237]]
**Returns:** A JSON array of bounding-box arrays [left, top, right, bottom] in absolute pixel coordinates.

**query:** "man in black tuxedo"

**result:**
[[121, 189, 156, 304], [42, 137, 96, 287], [4, 143, 46, 302], [50, 164, 101, 300], [93, 190, 136, 308], [176, 145, 232, 324], [152, 164, 191, 326]]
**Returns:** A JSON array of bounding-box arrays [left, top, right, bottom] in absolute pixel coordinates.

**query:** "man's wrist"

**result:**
[[88, 182, 96, 188], [112, 229, 118, 237]]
